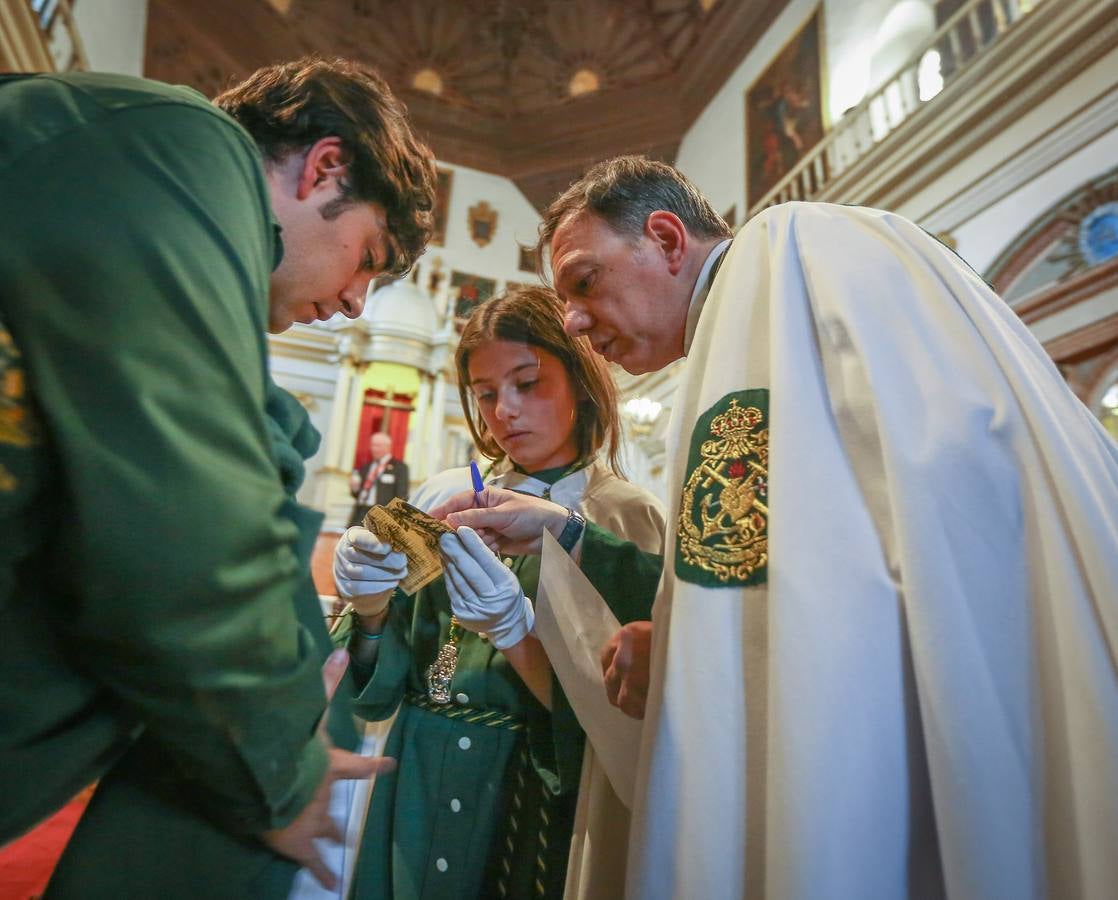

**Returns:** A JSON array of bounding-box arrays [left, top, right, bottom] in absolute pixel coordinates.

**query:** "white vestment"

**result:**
[[627, 202, 1118, 899]]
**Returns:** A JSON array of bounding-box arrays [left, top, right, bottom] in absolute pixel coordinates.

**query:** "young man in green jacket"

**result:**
[[0, 57, 435, 896]]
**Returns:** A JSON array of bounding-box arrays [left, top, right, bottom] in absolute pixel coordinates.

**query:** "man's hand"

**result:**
[[601, 621, 653, 720], [261, 650, 396, 889], [440, 527, 534, 650], [429, 486, 569, 555], [333, 526, 407, 616]]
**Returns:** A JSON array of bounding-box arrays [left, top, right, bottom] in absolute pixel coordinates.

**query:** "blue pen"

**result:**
[[469, 459, 484, 506]]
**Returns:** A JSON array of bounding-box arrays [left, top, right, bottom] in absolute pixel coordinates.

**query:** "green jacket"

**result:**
[[45, 384, 358, 899], [343, 510, 662, 900], [0, 72, 328, 891]]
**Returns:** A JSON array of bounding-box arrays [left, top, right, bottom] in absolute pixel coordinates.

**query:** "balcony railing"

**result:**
[[44, 0, 87, 71], [748, 0, 1046, 217]]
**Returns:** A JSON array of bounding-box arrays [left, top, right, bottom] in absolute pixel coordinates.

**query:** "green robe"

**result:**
[[45, 385, 359, 900], [0, 72, 329, 896], [340, 468, 663, 900]]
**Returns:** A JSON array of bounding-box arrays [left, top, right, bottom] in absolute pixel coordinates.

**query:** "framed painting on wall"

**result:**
[[450, 270, 497, 323], [518, 245, 538, 274], [744, 8, 826, 210], [432, 168, 453, 246]]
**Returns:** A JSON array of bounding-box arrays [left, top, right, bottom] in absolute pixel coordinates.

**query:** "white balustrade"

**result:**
[[748, 0, 1047, 217]]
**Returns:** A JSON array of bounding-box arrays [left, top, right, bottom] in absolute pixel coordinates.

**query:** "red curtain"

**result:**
[[353, 390, 412, 468]]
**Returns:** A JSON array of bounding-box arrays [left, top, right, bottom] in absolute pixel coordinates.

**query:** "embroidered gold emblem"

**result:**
[[676, 392, 769, 587], [0, 324, 42, 448]]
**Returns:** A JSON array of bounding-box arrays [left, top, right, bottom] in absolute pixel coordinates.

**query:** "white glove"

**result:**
[[333, 526, 408, 616], [439, 527, 534, 651]]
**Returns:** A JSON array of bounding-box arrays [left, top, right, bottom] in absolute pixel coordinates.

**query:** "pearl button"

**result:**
[[458, 736, 471, 750], [455, 692, 469, 705], [450, 798, 461, 812], [436, 857, 448, 872]]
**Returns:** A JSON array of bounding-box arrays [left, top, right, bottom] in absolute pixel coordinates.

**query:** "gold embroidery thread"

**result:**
[[1, 325, 42, 448], [678, 398, 768, 583]]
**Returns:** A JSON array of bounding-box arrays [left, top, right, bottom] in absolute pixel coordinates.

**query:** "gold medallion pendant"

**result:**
[[425, 617, 463, 703], [675, 392, 769, 588]]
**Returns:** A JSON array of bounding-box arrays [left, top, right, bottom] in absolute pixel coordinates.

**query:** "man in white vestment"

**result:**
[[432, 156, 1118, 899]]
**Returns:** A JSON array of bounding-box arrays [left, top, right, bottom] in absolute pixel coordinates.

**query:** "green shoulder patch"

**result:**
[[675, 390, 769, 588]]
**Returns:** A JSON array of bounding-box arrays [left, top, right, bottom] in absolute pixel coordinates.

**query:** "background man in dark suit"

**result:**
[[348, 431, 408, 525]]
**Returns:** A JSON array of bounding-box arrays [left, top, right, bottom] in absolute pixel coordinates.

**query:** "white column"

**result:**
[[408, 374, 432, 481], [319, 359, 355, 470], [339, 362, 368, 473], [312, 357, 357, 514], [314, 361, 369, 528], [426, 371, 448, 476]]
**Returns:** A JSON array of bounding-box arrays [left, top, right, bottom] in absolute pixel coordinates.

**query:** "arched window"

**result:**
[[986, 166, 1118, 422]]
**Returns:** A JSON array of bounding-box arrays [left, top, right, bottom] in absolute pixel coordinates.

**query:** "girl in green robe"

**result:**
[[333, 286, 664, 899]]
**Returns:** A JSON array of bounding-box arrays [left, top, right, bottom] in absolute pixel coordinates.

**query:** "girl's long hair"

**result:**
[[455, 284, 624, 475]]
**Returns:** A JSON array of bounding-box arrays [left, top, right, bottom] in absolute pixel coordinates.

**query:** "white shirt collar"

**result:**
[[488, 459, 599, 510], [684, 238, 732, 354]]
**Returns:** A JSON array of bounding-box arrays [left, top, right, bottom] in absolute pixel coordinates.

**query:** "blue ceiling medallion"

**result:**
[[1078, 202, 1118, 266]]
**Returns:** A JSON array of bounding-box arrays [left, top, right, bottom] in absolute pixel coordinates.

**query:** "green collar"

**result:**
[[512, 458, 588, 486]]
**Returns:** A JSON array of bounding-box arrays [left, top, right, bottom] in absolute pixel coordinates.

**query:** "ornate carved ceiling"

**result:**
[[145, 0, 787, 209]]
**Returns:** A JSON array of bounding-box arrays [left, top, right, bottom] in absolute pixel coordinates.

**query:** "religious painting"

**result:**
[[518, 244, 538, 274], [432, 168, 453, 246], [745, 8, 826, 210], [468, 201, 498, 247], [450, 270, 497, 324]]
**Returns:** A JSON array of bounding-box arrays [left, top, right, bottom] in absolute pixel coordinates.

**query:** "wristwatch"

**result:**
[[556, 507, 586, 553]]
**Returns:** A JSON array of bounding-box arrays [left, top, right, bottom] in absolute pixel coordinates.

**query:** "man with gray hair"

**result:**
[[432, 156, 1118, 899]]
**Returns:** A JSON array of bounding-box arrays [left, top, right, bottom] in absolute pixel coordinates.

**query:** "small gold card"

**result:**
[[364, 498, 453, 595]]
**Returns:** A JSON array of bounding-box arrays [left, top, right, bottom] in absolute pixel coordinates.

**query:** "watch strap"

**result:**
[[556, 507, 586, 553]]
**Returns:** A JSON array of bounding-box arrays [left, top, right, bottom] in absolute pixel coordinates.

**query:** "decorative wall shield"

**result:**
[[468, 200, 498, 247]]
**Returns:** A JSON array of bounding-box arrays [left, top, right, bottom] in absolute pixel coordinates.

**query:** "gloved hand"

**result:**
[[333, 526, 408, 617], [439, 527, 534, 651]]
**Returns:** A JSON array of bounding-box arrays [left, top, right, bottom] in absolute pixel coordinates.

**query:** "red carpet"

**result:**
[[0, 788, 93, 900]]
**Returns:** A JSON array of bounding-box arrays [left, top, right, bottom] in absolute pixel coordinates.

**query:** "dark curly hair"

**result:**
[[215, 56, 437, 274]]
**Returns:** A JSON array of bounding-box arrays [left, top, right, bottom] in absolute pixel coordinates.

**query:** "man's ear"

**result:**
[[645, 211, 688, 275], [296, 136, 349, 201]]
